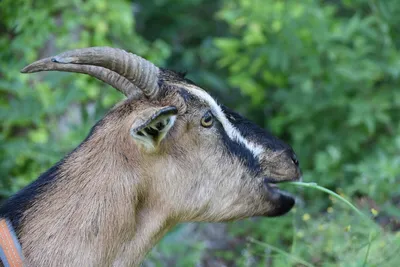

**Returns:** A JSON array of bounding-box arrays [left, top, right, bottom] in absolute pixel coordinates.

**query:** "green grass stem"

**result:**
[[286, 182, 367, 219]]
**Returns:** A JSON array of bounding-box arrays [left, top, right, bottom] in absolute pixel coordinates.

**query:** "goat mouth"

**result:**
[[263, 177, 295, 199], [262, 177, 296, 217], [263, 176, 301, 184]]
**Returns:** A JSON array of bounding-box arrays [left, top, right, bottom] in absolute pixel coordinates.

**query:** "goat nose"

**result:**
[[291, 153, 299, 166]]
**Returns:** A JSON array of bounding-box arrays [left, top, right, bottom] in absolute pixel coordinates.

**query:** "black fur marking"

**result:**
[[0, 118, 105, 236], [177, 71, 188, 79], [0, 161, 62, 236], [178, 88, 195, 103], [215, 123, 262, 176], [221, 105, 292, 152], [159, 68, 197, 88]]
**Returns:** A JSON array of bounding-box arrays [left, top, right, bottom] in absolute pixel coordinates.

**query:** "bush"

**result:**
[[0, 0, 170, 196], [215, 0, 400, 204], [1, 0, 399, 265]]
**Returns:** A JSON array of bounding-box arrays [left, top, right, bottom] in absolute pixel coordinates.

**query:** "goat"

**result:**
[[0, 47, 301, 266]]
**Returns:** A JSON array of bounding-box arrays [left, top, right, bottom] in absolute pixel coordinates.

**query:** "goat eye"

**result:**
[[201, 111, 214, 128]]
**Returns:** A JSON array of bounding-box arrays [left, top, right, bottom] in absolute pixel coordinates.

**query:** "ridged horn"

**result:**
[[21, 47, 160, 98], [21, 57, 140, 97]]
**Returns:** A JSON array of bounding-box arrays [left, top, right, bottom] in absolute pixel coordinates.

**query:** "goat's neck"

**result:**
[[113, 206, 174, 265], [19, 133, 173, 266]]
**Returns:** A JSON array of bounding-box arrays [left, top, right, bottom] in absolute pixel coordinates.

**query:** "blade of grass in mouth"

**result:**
[[286, 181, 367, 219]]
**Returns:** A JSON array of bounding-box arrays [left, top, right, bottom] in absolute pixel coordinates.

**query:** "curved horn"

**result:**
[[38, 47, 159, 98], [22, 47, 160, 98], [21, 57, 141, 97]]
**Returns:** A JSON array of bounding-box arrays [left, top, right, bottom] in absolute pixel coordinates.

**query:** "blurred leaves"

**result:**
[[216, 0, 400, 204], [0, 0, 170, 196], [213, 1, 400, 264], [1, 0, 399, 266]]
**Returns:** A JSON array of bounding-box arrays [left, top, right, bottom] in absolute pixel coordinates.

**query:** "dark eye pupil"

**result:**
[[201, 111, 213, 127]]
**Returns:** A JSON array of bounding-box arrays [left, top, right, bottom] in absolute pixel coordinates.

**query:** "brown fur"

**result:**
[[10, 78, 300, 266]]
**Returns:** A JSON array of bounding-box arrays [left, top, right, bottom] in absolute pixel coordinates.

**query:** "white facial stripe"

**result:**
[[180, 84, 264, 158]]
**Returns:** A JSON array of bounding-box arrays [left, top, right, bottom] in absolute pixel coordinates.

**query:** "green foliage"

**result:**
[[213, 0, 400, 265], [1, 0, 399, 266], [215, 0, 400, 205], [0, 0, 169, 196]]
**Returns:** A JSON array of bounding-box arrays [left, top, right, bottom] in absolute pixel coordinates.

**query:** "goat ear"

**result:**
[[130, 106, 178, 150]]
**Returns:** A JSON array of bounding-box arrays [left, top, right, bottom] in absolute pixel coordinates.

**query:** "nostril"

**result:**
[[291, 153, 299, 166]]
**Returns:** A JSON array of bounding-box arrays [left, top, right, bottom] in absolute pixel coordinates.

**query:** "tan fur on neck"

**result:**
[[19, 95, 187, 266], [15, 83, 299, 266]]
